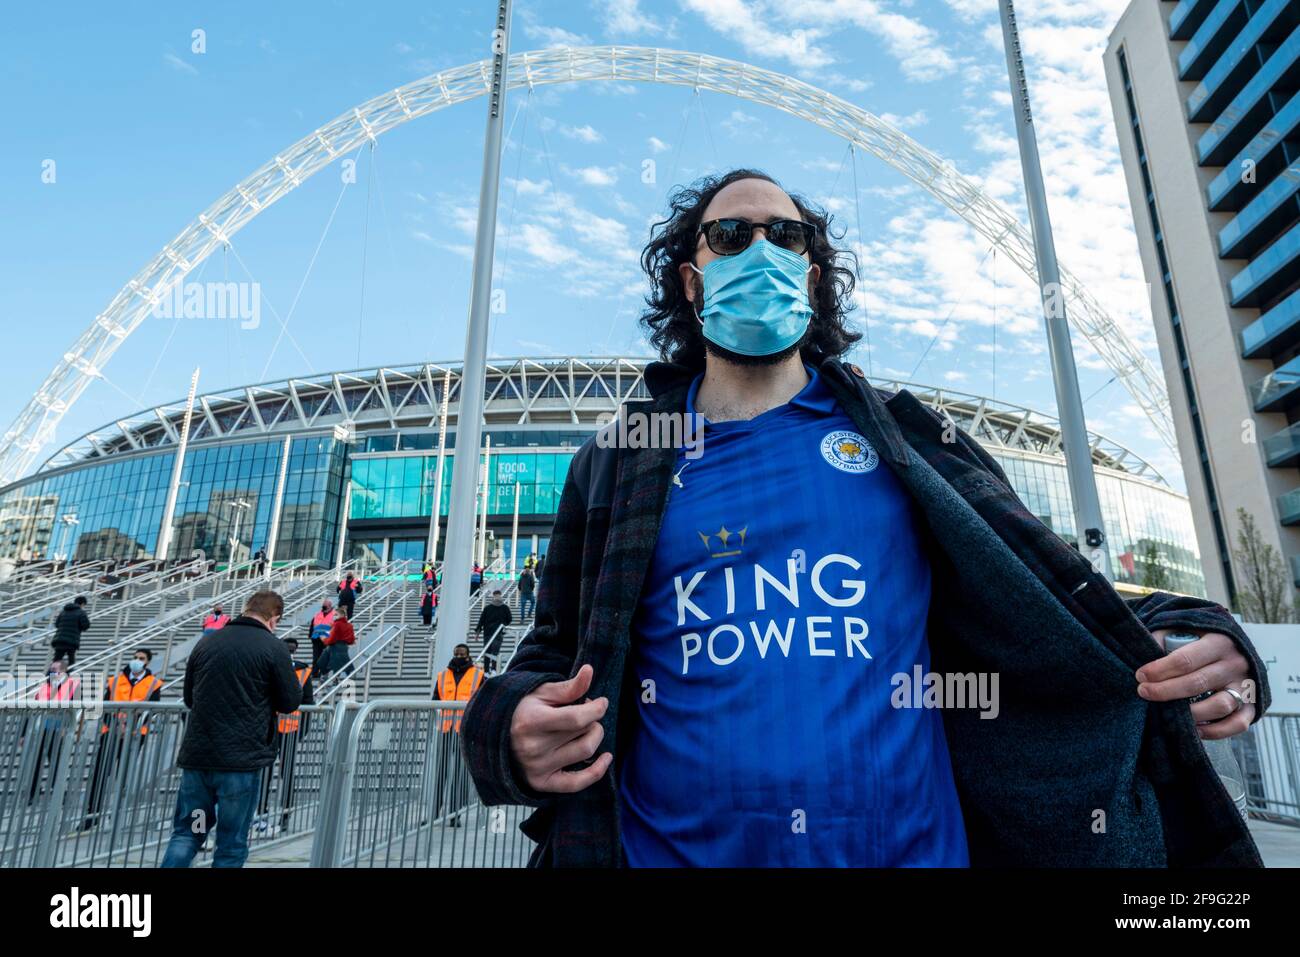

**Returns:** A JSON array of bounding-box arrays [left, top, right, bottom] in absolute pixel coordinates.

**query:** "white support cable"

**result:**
[[0, 47, 1174, 485]]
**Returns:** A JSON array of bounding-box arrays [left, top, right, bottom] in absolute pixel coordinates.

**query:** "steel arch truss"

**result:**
[[0, 46, 1175, 484]]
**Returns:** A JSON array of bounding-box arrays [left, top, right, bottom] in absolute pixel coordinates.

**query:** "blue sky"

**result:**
[[0, 0, 1173, 483]]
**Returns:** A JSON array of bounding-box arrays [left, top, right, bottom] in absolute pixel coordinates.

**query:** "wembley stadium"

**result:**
[[0, 355, 1206, 596]]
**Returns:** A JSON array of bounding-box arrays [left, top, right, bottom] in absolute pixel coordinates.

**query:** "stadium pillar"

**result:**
[[478, 435, 492, 570], [264, 433, 293, 571], [426, 367, 451, 562], [510, 480, 520, 576], [335, 482, 352, 573], [434, 0, 514, 667], [997, 0, 1112, 579], [155, 367, 199, 561]]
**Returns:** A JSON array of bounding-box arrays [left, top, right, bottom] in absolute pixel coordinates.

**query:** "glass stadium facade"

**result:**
[[0, 357, 1207, 595]]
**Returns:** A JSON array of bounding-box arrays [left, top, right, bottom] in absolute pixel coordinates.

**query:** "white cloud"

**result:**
[[518, 223, 576, 265], [721, 110, 765, 139], [647, 136, 670, 153], [879, 109, 929, 130], [521, 13, 590, 48], [764, 0, 959, 81], [600, 0, 669, 36], [678, 0, 835, 69], [567, 165, 618, 187], [561, 124, 604, 143]]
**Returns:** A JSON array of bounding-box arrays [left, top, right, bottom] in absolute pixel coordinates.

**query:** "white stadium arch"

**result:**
[[0, 46, 1175, 484]]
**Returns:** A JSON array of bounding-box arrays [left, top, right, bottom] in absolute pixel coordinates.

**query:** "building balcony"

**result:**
[[1180, 0, 1254, 82], [1207, 89, 1300, 211], [1197, 28, 1300, 167], [1252, 355, 1300, 412], [1242, 288, 1300, 359], [1218, 161, 1300, 258], [1229, 220, 1300, 308], [1187, 0, 1300, 123], [1263, 419, 1300, 467], [1278, 487, 1300, 525], [1171, 0, 1221, 41]]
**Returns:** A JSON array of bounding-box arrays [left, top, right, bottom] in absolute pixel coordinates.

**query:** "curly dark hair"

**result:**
[[638, 168, 861, 368]]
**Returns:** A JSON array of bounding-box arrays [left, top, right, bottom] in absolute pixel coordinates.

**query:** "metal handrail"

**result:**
[[311, 560, 422, 701], [0, 560, 314, 701], [4, 558, 112, 589], [0, 557, 208, 653], [314, 622, 408, 704], [473, 623, 506, 669], [0, 557, 203, 625], [0, 558, 98, 599]]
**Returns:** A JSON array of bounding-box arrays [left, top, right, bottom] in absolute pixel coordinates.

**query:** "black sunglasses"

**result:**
[[696, 218, 817, 257]]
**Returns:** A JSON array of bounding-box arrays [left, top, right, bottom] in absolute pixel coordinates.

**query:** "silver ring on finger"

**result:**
[[1222, 687, 1245, 712]]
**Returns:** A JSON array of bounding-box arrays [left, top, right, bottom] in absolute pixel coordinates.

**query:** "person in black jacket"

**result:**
[[476, 590, 513, 674], [336, 572, 362, 618], [50, 596, 90, 667], [161, 590, 301, 868]]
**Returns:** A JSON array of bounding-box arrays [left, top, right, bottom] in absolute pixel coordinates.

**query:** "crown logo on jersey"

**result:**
[[698, 524, 747, 558]]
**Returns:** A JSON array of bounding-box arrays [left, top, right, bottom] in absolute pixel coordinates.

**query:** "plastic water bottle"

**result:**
[[1164, 633, 1248, 820]]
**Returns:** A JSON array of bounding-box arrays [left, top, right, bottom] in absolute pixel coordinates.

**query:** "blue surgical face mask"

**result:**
[[129, 659, 145, 674], [690, 239, 814, 356]]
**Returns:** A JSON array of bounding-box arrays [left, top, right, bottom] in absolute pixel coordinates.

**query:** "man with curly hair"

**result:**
[[462, 169, 1267, 869]]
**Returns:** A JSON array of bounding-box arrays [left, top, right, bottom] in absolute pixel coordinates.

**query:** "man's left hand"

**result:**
[[1137, 630, 1256, 740]]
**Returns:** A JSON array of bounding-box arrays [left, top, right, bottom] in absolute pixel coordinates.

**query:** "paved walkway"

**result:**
[[241, 817, 1300, 868], [1248, 819, 1300, 867]]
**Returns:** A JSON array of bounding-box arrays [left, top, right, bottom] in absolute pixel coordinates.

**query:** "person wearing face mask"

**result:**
[[432, 644, 484, 824], [460, 170, 1270, 870], [161, 590, 301, 868], [307, 598, 336, 667], [84, 649, 163, 829], [26, 662, 81, 804], [202, 604, 230, 638], [420, 584, 438, 630]]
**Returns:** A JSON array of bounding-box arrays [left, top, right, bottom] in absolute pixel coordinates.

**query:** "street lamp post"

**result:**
[[225, 498, 251, 571], [434, 0, 515, 672], [997, 0, 1112, 578], [56, 512, 79, 564]]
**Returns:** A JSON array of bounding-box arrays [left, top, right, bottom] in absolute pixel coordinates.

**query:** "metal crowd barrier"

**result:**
[[0, 700, 338, 867], [1238, 713, 1300, 825], [5, 696, 1289, 869], [0, 697, 534, 868], [310, 700, 535, 868]]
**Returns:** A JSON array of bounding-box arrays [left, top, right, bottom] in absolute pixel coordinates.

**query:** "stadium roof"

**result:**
[[32, 357, 1166, 486]]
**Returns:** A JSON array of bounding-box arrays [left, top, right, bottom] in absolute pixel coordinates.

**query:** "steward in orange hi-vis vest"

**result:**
[[278, 661, 314, 733], [101, 665, 163, 735], [434, 660, 484, 733]]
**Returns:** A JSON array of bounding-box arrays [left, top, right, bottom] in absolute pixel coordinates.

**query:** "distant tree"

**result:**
[[1138, 542, 1170, 592], [1231, 507, 1295, 623]]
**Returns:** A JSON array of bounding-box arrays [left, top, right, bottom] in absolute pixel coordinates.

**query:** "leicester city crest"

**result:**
[[819, 430, 878, 474]]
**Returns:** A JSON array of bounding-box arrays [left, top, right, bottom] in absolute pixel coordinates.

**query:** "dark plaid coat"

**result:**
[[462, 352, 1269, 868]]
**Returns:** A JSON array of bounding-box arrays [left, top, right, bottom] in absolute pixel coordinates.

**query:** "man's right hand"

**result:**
[[509, 664, 612, 794]]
